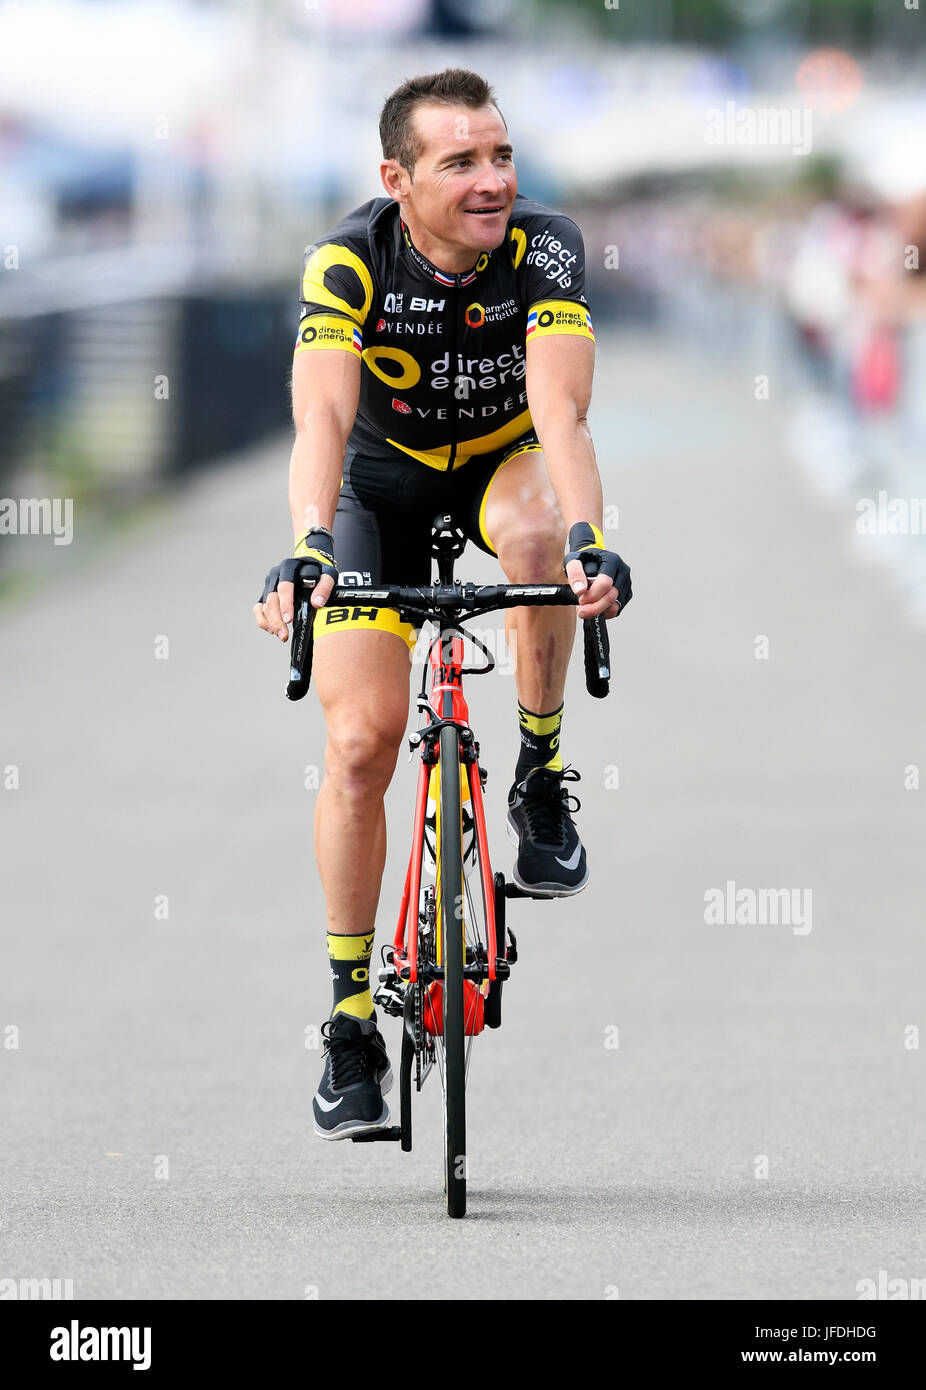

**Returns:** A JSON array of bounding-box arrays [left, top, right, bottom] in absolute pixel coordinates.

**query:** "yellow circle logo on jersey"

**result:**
[[361, 346, 421, 390]]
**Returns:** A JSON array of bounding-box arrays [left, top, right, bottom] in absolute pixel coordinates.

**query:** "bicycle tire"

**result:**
[[438, 722, 466, 1218]]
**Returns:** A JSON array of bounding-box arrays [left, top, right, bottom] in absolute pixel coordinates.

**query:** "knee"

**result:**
[[493, 498, 566, 582], [325, 708, 407, 797]]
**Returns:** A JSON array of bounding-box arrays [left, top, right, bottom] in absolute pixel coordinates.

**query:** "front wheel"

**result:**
[[438, 723, 466, 1217]]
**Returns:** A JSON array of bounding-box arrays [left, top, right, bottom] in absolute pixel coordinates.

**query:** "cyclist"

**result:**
[[254, 69, 632, 1139]]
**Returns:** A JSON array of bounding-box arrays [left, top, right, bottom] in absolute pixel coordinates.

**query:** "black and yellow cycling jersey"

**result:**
[[295, 194, 595, 473]]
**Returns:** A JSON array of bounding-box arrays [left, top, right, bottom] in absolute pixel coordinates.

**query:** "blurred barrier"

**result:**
[[0, 319, 36, 498], [0, 269, 294, 568], [171, 294, 292, 477]]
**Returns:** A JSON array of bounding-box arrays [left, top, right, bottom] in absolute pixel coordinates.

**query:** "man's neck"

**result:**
[[400, 210, 478, 277]]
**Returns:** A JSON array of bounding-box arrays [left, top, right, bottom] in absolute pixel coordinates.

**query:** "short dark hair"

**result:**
[[379, 68, 504, 177]]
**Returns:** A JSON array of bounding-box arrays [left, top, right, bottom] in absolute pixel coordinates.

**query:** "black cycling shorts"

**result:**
[[312, 429, 542, 649]]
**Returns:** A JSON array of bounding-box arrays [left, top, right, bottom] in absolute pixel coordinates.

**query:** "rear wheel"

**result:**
[[438, 724, 466, 1218]]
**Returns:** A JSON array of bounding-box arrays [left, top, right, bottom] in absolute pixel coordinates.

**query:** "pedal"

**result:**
[[372, 980, 405, 1017], [350, 1126, 402, 1143], [504, 883, 554, 902]]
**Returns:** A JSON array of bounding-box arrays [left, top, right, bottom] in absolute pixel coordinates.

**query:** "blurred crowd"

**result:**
[[576, 170, 926, 617], [779, 187, 926, 619], [781, 190, 926, 439]]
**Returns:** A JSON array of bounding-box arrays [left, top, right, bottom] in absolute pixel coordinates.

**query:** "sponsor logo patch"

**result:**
[[525, 303, 594, 340], [293, 317, 363, 356]]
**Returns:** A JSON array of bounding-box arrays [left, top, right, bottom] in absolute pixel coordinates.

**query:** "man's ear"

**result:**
[[380, 159, 411, 200]]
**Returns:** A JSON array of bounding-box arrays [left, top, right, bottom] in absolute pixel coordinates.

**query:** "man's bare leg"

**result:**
[[304, 628, 412, 1137], [482, 450, 588, 895], [482, 450, 574, 716], [312, 629, 412, 938]]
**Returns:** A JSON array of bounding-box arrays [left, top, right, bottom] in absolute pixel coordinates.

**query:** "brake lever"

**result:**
[[285, 576, 316, 701], [580, 555, 611, 698], [583, 616, 610, 698]]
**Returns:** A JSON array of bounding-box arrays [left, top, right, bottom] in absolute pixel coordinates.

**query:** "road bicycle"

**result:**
[[283, 514, 611, 1217]]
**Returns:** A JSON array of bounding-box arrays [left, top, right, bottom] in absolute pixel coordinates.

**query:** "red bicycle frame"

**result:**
[[391, 632, 500, 986]]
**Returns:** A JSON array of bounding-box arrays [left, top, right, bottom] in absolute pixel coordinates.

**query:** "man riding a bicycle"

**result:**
[[254, 68, 631, 1140]]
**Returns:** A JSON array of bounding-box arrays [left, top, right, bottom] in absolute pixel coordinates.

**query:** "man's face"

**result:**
[[386, 103, 518, 256]]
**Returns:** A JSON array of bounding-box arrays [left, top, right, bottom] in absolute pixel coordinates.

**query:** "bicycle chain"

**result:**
[[415, 888, 436, 1088], [414, 975, 424, 1089]]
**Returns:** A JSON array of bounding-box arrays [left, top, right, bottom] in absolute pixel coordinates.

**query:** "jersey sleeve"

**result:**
[[294, 237, 375, 359], [517, 214, 595, 344]]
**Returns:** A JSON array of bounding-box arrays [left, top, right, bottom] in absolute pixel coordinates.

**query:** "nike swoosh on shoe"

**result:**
[[314, 1094, 344, 1112], [555, 844, 582, 870]]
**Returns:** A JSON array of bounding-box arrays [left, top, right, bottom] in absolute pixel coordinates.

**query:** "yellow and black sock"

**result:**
[[516, 701, 564, 782], [327, 931, 375, 1019]]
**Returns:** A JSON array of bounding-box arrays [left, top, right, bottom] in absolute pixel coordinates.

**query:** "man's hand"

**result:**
[[253, 528, 338, 642], [563, 522, 632, 621]]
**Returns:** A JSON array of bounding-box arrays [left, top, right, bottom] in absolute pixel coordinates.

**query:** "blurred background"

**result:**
[[2, 0, 925, 609], [4, 1, 926, 1297]]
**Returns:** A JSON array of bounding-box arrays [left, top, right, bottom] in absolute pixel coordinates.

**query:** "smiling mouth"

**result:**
[[464, 206, 505, 215]]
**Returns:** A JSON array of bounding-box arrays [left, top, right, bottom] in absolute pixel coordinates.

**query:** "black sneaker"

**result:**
[[507, 765, 588, 897], [312, 1013, 393, 1141]]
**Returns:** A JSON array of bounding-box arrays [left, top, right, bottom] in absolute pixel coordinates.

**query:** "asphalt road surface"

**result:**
[[2, 331, 924, 1300]]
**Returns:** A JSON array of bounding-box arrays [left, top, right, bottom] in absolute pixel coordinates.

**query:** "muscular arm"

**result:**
[[253, 345, 361, 640], [526, 334, 618, 618], [525, 333, 601, 533], [289, 346, 361, 543]]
